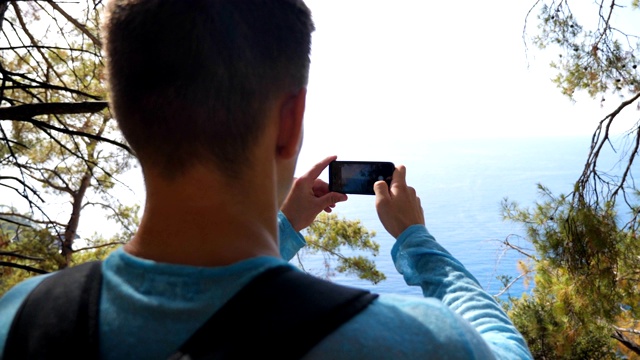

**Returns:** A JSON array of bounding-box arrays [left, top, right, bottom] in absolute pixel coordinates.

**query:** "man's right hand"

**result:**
[[373, 165, 425, 238]]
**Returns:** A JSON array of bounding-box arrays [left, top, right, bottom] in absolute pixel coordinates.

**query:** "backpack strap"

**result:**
[[4, 260, 103, 360], [170, 265, 379, 360], [5, 262, 377, 360]]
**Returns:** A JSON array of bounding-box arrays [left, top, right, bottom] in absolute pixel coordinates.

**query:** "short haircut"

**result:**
[[103, 0, 314, 178]]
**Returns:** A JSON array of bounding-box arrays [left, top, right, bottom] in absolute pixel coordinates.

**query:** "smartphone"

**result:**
[[329, 161, 395, 195]]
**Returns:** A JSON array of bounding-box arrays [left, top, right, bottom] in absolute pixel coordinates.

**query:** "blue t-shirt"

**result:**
[[0, 213, 532, 359]]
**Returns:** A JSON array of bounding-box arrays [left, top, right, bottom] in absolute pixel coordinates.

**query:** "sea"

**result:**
[[292, 135, 636, 301]]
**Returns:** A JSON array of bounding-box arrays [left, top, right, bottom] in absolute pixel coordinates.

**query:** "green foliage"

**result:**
[[502, 186, 640, 357], [514, 5, 640, 354], [300, 212, 385, 284], [0, 214, 122, 296], [531, 2, 640, 99], [509, 290, 617, 359], [0, 215, 59, 295], [0, 1, 135, 275]]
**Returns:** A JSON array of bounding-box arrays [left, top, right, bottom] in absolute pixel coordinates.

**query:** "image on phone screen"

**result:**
[[329, 161, 394, 195]]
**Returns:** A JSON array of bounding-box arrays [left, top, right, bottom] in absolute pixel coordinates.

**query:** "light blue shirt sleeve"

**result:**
[[277, 211, 306, 261], [392, 225, 533, 359]]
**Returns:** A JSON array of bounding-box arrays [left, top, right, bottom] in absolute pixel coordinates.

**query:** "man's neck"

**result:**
[[124, 166, 280, 267]]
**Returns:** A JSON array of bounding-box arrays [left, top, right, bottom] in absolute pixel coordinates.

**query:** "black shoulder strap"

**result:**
[[170, 265, 379, 360], [4, 260, 103, 360], [5, 263, 377, 360]]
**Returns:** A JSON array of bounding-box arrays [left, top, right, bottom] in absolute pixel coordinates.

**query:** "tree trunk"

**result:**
[[61, 172, 91, 268], [0, 1, 8, 33]]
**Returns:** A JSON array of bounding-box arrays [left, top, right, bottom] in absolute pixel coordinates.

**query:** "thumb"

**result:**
[[374, 180, 390, 203]]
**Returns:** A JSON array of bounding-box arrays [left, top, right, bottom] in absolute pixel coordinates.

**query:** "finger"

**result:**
[[312, 178, 330, 197], [300, 155, 337, 181], [391, 165, 407, 188], [317, 192, 347, 211], [373, 180, 390, 203]]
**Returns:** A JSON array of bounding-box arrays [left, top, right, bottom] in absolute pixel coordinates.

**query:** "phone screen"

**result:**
[[329, 161, 395, 195]]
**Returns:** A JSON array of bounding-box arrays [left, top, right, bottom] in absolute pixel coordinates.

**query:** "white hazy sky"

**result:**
[[295, 0, 639, 172]]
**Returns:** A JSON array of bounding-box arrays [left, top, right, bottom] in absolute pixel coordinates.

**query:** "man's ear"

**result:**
[[276, 87, 306, 159]]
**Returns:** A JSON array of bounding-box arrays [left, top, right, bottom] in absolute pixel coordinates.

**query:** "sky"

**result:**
[[295, 0, 639, 173]]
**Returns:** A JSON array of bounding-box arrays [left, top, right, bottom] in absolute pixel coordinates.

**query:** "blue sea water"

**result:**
[[294, 135, 634, 300]]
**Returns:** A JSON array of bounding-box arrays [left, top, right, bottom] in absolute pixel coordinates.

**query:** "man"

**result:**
[[0, 0, 532, 359]]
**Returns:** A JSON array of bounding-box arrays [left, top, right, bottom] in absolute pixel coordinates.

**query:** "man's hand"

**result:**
[[374, 165, 425, 238], [281, 155, 348, 231]]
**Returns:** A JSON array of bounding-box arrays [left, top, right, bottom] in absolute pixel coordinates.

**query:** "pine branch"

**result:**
[[0, 261, 48, 274], [611, 330, 640, 355], [0, 111, 133, 155], [72, 241, 125, 252], [0, 251, 45, 261], [576, 91, 640, 205], [0, 45, 100, 56], [46, 0, 102, 49], [0, 101, 108, 118], [614, 327, 640, 336], [493, 273, 527, 298], [0, 212, 66, 227], [0, 176, 46, 202], [502, 235, 536, 259], [0, 67, 101, 100]]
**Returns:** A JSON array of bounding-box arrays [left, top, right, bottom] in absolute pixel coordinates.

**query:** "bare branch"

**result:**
[[0, 122, 32, 201], [0, 66, 102, 100], [0, 101, 108, 118], [23, 169, 74, 195], [612, 330, 640, 355], [522, 0, 544, 66], [0, 212, 66, 227], [11, 1, 67, 89], [0, 261, 48, 274], [1, 117, 133, 154], [305, 241, 349, 261], [610, 124, 640, 199], [615, 327, 640, 335], [0, 2, 8, 31], [576, 91, 640, 205], [17, 162, 73, 193], [295, 252, 307, 273], [493, 273, 528, 298], [594, 0, 616, 51], [73, 241, 125, 252], [0, 214, 34, 228], [46, 0, 102, 49], [0, 45, 100, 57], [0, 251, 45, 261], [0, 176, 45, 202], [502, 235, 536, 259]]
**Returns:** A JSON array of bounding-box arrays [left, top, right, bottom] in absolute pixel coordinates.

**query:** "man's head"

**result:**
[[103, 0, 314, 179]]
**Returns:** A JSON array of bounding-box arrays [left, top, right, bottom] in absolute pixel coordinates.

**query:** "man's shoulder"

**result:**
[[303, 292, 496, 360], [365, 293, 470, 332]]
